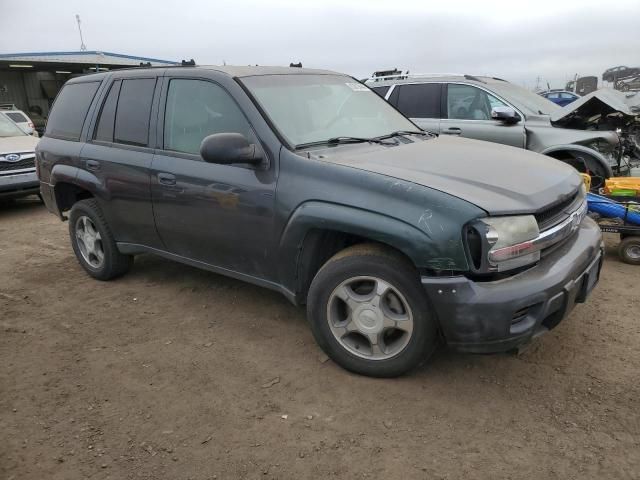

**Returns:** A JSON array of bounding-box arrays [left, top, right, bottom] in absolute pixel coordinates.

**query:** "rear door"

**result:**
[[387, 83, 442, 133], [440, 83, 525, 148], [150, 75, 276, 277], [81, 75, 162, 248]]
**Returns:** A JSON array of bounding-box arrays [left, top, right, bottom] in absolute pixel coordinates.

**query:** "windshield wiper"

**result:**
[[327, 136, 394, 145], [376, 130, 433, 140], [295, 136, 394, 149]]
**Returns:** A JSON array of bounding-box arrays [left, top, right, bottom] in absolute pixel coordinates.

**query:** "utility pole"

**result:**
[[76, 14, 87, 51]]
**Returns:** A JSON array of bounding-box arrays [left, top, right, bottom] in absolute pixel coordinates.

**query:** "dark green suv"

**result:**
[[36, 66, 603, 377]]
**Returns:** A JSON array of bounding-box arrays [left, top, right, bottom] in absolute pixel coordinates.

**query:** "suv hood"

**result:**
[[312, 136, 581, 215], [551, 88, 639, 127], [0, 134, 39, 155]]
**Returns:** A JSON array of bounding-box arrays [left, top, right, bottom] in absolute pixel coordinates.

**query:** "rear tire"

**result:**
[[307, 244, 438, 377], [618, 236, 640, 265], [68, 199, 133, 280]]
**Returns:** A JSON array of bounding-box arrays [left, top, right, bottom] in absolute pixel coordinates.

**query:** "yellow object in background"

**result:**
[[580, 173, 591, 192], [604, 177, 640, 196]]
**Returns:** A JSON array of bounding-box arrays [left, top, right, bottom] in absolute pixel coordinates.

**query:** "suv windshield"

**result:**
[[242, 74, 418, 147], [489, 81, 563, 116], [0, 113, 26, 138]]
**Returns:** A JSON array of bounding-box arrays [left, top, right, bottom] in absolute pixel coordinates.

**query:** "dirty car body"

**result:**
[[367, 74, 637, 188], [36, 66, 603, 376]]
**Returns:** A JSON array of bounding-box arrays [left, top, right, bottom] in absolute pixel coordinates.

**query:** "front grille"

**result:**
[[0, 157, 35, 173], [535, 189, 580, 230]]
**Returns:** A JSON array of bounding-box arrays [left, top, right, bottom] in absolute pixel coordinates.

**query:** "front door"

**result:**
[[150, 77, 276, 278], [440, 83, 525, 148]]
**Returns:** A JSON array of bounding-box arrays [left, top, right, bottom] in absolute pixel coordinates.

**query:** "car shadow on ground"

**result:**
[[0, 195, 44, 217]]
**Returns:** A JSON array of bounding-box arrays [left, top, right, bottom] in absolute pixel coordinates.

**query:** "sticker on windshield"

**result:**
[[346, 82, 369, 92]]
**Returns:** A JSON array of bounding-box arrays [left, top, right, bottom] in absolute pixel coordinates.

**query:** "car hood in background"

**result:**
[[551, 88, 640, 126], [0, 134, 39, 155], [312, 136, 581, 215]]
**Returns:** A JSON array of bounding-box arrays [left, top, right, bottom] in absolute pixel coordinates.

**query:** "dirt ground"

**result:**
[[1, 197, 639, 480]]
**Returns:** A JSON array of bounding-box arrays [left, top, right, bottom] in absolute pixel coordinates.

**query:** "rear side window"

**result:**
[[114, 78, 156, 146], [6, 112, 28, 123], [46, 82, 100, 141], [395, 83, 441, 118], [94, 80, 121, 142], [370, 86, 390, 98]]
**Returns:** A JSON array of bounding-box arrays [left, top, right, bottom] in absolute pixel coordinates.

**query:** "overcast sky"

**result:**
[[2, 0, 639, 89]]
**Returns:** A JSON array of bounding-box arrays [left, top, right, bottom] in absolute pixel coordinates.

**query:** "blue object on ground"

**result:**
[[587, 192, 640, 225]]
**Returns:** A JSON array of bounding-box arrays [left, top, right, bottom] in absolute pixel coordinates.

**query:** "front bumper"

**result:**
[[422, 216, 603, 353], [0, 171, 39, 198]]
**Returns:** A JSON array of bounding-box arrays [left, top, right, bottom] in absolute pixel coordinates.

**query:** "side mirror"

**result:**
[[200, 133, 263, 165], [491, 106, 520, 125]]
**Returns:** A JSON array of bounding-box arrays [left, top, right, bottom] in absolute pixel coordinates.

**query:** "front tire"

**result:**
[[307, 244, 438, 377], [68, 199, 133, 280]]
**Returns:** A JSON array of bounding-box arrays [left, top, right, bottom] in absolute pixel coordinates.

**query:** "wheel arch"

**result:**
[[541, 144, 613, 179], [54, 182, 94, 216], [50, 165, 106, 217], [277, 201, 463, 304]]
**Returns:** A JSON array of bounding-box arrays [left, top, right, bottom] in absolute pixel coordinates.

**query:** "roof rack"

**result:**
[[364, 72, 488, 83], [366, 68, 409, 82], [181, 59, 196, 66]]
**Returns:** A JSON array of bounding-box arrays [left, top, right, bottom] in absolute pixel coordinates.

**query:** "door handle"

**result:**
[[442, 127, 462, 135], [86, 159, 100, 171], [157, 172, 176, 186]]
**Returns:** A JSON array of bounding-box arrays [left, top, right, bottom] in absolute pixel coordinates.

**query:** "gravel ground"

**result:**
[[1, 197, 639, 480]]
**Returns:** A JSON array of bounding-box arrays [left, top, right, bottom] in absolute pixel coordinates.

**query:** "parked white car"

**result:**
[[0, 105, 38, 137], [0, 112, 40, 199]]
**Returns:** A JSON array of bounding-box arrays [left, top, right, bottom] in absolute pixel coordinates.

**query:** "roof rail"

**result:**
[[181, 59, 196, 66], [463, 74, 485, 83], [364, 72, 478, 83]]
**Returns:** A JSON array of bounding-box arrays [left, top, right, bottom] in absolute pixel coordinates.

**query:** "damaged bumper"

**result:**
[[421, 216, 603, 353]]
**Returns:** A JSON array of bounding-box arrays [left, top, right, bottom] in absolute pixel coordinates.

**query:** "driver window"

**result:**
[[447, 84, 507, 120], [164, 79, 252, 155]]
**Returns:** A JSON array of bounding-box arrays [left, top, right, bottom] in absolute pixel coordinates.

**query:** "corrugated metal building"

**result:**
[[0, 51, 178, 116]]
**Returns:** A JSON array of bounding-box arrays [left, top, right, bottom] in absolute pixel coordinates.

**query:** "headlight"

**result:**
[[464, 186, 587, 274], [464, 215, 540, 273], [484, 215, 540, 271]]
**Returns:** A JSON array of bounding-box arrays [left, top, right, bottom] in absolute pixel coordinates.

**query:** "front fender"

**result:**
[[540, 144, 613, 178], [277, 201, 471, 295]]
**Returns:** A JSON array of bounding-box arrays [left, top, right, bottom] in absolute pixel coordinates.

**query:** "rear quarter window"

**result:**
[[46, 82, 100, 141]]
